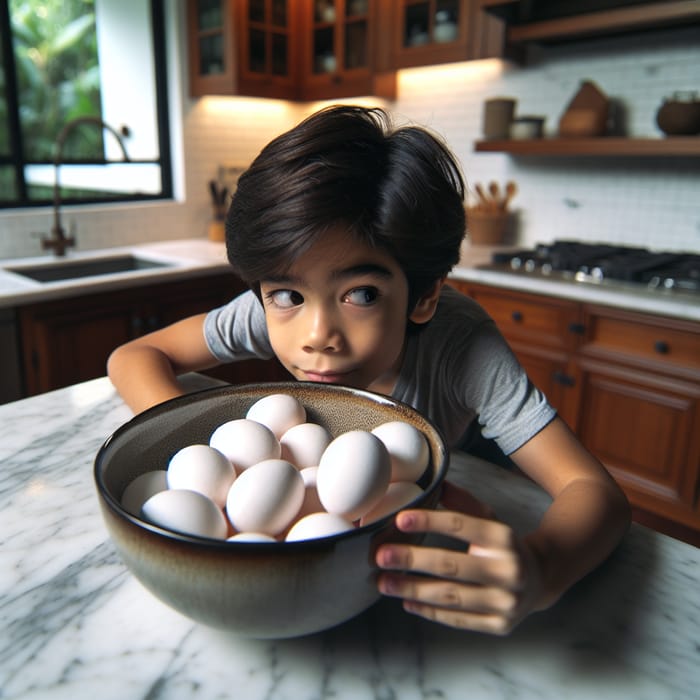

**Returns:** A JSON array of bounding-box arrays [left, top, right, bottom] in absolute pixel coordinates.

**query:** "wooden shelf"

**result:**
[[474, 137, 700, 157], [479, 1, 700, 44]]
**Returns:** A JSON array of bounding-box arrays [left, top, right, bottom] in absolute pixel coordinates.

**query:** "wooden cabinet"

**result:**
[[448, 278, 700, 542], [17, 273, 288, 397], [187, 0, 395, 100], [299, 0, 395, 101], [188, 0, 299, 99], [392, 0, 504, 68]]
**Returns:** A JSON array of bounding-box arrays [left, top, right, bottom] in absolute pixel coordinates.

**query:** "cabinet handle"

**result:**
[[553, 371, 575, 387], [130, 315, 143, 336], [512, 310, 523, 322], [654, 340, 670, 354], [568, 322, 585, 334]]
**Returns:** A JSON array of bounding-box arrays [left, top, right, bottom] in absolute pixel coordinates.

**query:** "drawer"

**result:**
[[467, 287, 581, 350], [584, 310, 700, 372]]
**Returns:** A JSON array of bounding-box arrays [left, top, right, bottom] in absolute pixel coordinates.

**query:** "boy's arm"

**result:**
[[107, 313, 221, 414], [512, 417, 631, 610]]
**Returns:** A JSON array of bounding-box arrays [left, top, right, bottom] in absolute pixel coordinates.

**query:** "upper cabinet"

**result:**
[[236, 0, 299, 100], [188, 0, 299, 99], [299, 0, 396, 101], [479, 0, 700, 45], [187, 0, 505, 100], [392, 0, 504, 68], [187, 0, 397, 100]]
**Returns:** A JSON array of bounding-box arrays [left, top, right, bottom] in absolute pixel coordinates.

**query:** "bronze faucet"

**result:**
[[44, 116, 130, 256]]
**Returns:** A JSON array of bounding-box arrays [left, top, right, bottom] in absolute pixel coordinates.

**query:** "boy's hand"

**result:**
[[374, 494, 544, 635]]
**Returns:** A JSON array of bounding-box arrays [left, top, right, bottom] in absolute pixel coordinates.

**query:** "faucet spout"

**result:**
[[44, 116, 130, 257]]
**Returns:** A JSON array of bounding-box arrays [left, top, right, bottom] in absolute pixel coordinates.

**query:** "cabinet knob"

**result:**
[[553, 371, 575, 387], [130, 315, 143, 335], [654, 340, 670, 354], [568, 322, 585, 335], [512, 310, 523, 322]]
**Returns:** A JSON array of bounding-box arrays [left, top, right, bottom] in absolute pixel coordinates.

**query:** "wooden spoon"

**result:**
[[501, 181, 517, 210], [474, 183, 491, 211], [488, 181, 501, 209]]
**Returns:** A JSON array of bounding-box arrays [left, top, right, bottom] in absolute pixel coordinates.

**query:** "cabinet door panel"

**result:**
[[577, 360, 700, 526], [20, 300, 140, 395]]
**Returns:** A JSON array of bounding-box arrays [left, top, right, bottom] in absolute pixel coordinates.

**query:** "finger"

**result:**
[[403, 598, 518, 636], [375, 541, 524, 588], [394, 509, 516, 552], [378, 572, 518, 618]]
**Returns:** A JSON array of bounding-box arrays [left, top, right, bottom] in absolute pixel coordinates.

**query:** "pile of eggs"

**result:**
[[121, 393, 430, 542]]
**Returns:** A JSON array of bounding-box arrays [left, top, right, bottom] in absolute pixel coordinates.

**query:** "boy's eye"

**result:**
[[268, 289, 304, 308], [343, 287, 379, 306]]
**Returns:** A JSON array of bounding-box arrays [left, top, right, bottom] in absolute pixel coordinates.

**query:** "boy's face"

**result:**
[[259, 229, 420, 395]]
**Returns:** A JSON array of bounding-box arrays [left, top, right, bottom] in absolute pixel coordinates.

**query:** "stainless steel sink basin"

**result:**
[[6, 255, 173, 283]]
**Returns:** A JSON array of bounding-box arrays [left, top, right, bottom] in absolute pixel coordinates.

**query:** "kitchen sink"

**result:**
[[6, 255, 174, 283]]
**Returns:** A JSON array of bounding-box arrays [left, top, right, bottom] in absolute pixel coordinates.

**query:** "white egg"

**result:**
[[371, 421, 430, 482], [280, 422, 332, 468], [121, 470, 168, 516], [285, 512, 354, 542], [167, 444, 236, 508], [296, 466, 324, 519], [209, 418, 280, 470], [317, 430, 391, 522], [359, 482, 425, 526], [245, 393, 306, 439], [227, 532, 277, 543], [141, 489, 228, 539], [225, 459, 304, 536]]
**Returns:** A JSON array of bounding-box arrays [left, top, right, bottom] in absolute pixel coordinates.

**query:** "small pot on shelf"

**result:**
[[656, 92, 700, 136]]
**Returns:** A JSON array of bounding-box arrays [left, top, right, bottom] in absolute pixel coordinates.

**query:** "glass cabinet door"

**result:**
[[310, 0, 369, 75], [188, 0, 235, 96], [196, 0, 226, 75], [403, 0, 460, 49], [394, 0, 476, 69], [238, 0, 297, 98], [246, 0, 290, 77]]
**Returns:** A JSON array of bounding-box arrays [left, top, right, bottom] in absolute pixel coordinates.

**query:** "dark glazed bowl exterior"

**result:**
[[94, 382, 448, 638]]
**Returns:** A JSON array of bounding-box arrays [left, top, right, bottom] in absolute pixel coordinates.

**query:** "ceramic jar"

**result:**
[[656, 92, 700, 136]]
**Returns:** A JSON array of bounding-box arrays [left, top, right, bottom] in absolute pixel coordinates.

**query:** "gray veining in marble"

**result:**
[[1, 375, 698, 699]]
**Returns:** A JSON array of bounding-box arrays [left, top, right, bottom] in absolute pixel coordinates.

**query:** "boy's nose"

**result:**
[[302, 306, 342, 353]]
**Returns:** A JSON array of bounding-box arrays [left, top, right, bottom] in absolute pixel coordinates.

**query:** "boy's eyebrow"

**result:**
[[262, 263, 394, 286]]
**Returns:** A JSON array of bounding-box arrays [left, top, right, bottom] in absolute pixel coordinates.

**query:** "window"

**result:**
[[0, 0, 171, 209]]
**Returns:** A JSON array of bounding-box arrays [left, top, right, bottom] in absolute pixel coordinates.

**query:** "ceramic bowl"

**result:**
[[94, 382, 448, 638]]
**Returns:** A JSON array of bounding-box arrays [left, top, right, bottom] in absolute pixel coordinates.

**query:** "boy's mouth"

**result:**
[[301, 369, 353, 384]]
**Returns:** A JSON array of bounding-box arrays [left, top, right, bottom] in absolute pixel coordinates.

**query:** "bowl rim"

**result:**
[[94, 381, 449, 549]]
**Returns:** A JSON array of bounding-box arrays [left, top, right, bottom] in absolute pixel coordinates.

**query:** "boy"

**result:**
[[108, 105, 630, 635]]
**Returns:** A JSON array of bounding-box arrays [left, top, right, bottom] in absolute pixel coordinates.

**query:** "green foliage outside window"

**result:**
[[10, 0, 102, 162]]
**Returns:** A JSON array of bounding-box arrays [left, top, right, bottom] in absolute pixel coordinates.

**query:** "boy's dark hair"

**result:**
[[225, 105, 466, 312]]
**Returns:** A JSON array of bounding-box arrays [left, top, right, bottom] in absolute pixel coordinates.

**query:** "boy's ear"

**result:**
[[409, 278, 445, 324]]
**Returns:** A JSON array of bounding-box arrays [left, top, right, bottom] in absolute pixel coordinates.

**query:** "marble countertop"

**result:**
[[1, 375, 698, 699], [1, 238, 697, 321]]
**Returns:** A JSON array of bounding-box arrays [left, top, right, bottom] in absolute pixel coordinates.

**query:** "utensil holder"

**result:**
[[466, 209, 511, 246], [208, 219, 225, 242]]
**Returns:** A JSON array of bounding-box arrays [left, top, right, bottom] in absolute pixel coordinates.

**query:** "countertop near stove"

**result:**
[[0, 238, 697, 321], [1, 374, 699, 700]]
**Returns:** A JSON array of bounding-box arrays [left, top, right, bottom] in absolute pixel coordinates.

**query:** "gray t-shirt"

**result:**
[[204, 286, 555, 454]]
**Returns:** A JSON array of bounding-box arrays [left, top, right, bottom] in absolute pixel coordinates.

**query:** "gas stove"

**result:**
[[481, 241, 700, 299]]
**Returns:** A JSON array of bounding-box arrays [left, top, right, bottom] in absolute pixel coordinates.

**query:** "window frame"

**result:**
[[0, 0, 173, 209]]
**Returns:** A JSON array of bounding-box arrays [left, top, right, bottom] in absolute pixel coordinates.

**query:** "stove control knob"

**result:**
[[654, 340, 670, 355]]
